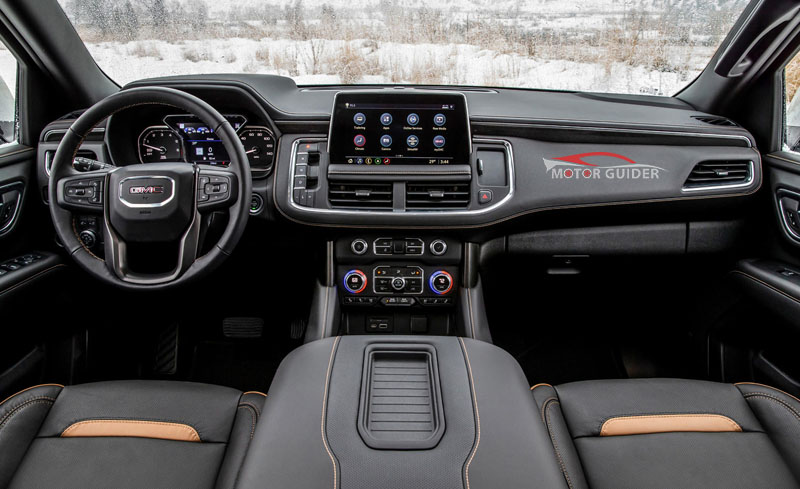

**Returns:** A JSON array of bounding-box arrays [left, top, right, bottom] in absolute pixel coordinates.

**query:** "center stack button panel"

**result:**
[[335, 236, 461, 334]]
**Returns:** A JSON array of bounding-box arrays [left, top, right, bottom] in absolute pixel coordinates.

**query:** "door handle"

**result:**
[[0, 181, 23, 236]]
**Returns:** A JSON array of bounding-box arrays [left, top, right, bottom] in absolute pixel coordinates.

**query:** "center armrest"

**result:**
[[235, 336, 568, 489]]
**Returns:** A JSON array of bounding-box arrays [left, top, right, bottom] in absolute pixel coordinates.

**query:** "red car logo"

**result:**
[[129, 186, 165, 194]]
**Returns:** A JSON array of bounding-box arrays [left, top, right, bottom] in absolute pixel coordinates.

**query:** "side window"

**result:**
[[0, 42, 16, 145], [785, 52, 800, 152]]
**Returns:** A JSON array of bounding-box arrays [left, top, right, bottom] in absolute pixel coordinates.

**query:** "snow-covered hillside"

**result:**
[[57, 0, 750, 94]]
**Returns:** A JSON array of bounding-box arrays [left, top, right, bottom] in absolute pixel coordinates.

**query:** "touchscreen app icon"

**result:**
[[380, 113, 393, 125], [407, 113, 419, 126], [434, 113, 446, 126], [380, 134, 392, 147], [354, 134, 366, 147], [353, 112, 366, 125], [433, 135, 446, 148], [406, 135, 419, 148]]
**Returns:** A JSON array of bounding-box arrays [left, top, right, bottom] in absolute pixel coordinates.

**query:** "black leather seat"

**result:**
[[532, 379, 800, 489], [0, 380, 265, 489]]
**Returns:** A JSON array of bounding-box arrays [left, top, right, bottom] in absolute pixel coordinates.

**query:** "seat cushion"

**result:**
[[0, 380, 265, 489], [532, 379, 800, 489]]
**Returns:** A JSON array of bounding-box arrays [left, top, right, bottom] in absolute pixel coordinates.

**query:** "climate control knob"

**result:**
[[344, 269, 367, 294], [429, 270, 453, 295]]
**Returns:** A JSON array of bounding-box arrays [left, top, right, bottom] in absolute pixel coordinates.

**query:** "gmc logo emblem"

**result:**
[[129, 185, 164, 194]]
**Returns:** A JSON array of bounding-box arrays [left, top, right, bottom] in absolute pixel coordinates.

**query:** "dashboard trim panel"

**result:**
[[286, 137, 515, 217]]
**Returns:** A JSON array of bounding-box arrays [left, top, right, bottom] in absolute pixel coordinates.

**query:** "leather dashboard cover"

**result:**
[[235, 336, 568, 489]]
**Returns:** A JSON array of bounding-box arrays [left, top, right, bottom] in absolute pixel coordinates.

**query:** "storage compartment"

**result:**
[[358, 343, 445, 450]]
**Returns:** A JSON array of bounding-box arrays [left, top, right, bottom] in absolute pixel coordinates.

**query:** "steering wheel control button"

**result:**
[[197, 173, 234, 208], [64, 178, 104, 207], [351, 238, 368, 255], [429, 270, 454, 295], [344, 269, 368, 294], [478, 189, 493, 204], [430, 239, 448, 256]]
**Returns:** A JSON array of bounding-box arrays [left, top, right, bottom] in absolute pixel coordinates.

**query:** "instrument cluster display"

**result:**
[[137, 114, 276, 171]]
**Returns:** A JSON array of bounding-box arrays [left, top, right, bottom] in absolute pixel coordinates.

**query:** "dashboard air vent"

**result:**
[[692, 115, 737, 127], [406, 183, 470, 209], [43, 128, 105, 143], [328, 182, 392, 209], [683, 160, 752, 189]]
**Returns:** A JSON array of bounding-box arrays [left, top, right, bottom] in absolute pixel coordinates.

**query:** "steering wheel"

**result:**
[[48, 87, 252, 290]]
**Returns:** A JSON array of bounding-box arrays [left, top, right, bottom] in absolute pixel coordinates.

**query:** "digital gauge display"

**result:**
[[164, 114, 247, 166]]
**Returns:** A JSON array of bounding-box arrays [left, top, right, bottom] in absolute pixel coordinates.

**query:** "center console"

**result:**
[[274, 89, 514, 228], [285, 90, 502, 341], [336, 235, 461, 335], [235, 336, 568, 489]]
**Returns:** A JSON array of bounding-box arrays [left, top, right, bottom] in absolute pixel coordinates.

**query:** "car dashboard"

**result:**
[[36, 74, 761, 233]]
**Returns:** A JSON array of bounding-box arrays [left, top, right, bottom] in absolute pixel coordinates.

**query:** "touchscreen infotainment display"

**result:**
[[328, 92, 470, 165]]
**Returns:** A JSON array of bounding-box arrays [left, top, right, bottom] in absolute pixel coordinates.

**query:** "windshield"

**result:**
[[58, 0, 750, 95]]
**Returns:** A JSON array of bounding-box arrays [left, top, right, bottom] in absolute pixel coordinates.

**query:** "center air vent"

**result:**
[[328, 182, 392, 209], [406, 183, 470, 209], [683, 160, 752, 189], [692, 115, 738, 127]]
